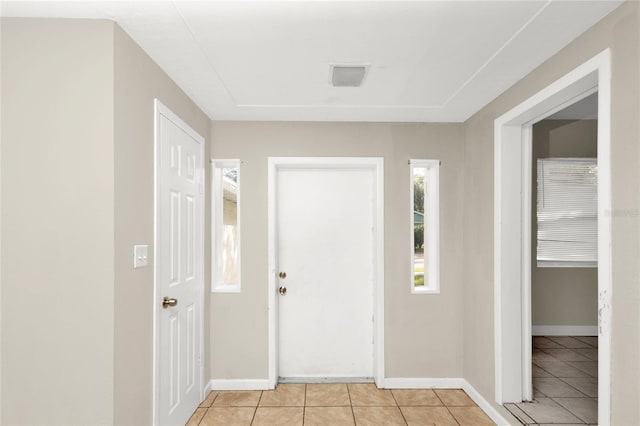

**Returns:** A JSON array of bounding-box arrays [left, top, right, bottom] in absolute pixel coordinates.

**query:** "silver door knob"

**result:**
[[279, 271, 287, 279], [279, 286, 287, 295], [162, 297, 178, 308]]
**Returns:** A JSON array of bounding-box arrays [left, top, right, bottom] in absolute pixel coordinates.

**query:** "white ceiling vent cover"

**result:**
[[331, 65, 368, 87]]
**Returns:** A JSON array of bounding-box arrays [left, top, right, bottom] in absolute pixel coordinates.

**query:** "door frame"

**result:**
[[153, 100, 205, 425], [267, 157, 385, 388], [494, 49, 612, 425]]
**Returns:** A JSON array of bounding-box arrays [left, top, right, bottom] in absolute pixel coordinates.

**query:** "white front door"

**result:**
[[155, 102, 203, 425], [277, 166, 374, 379]]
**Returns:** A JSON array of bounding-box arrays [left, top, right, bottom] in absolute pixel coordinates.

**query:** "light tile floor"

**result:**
[[187, 383, 496, 425], [505, 336, 598, 425]]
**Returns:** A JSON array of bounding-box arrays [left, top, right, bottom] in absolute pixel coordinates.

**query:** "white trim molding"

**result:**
[[208, 379, 271, 391], [267, 157, 385, 389], [383, 378, 510, 426], [532, 325, 598, 336], [279, 377, 373, 384], [383, 377, 465, 389], [462, 381, 512, 426], [203, 380, 213, 396], [494, 49, 612, 426]]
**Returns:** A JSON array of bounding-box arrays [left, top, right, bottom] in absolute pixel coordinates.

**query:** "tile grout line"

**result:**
[[555, 377, 594, 398], [434, 390, 463, 426], [249, 390, 263, 425], [388, 389, 409, 426], [548, 396, 593, 424], [196, 391, 219, 426], [346, 383, 356, 425], [538, 345, 593, 362], [195, 407, 204, 426], [302, 384, 306, 426]]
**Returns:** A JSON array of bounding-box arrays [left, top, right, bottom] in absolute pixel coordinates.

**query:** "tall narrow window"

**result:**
[[410, 160, 440, 294], [212, 159, 241, 292]]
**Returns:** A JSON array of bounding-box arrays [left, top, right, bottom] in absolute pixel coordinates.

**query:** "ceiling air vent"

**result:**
[[331, 65, 367, 87]]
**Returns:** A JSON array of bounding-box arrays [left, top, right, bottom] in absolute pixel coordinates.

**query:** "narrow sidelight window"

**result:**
[[212, 159, 241, 292], [410, 160, 440, 294]]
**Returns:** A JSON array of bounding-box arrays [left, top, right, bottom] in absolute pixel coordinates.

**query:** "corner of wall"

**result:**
[[112, 20, 211, 425]]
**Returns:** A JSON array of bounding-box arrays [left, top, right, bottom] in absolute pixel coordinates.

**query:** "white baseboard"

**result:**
[[203, 380, 213, 396], [461, 380, 511, 426], [382, 377, 465, 389], [383, 378, 509, 426], [532, 325, 597, 336], [279, 377, 373, 384], [209, 379, 272, 391]]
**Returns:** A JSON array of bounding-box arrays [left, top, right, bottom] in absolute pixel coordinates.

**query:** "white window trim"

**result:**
[[211, 158, 241, 293], [410, 159, 440, 294]]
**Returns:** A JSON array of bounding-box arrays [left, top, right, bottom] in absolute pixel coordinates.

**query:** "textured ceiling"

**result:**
[[1, 1, 622, 122]]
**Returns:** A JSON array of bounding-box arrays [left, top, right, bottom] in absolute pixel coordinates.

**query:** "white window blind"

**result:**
[[537, 158, 597, 267]]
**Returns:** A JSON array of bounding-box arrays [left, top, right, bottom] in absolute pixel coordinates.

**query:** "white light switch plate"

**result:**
[[134, 245, 149, 268]]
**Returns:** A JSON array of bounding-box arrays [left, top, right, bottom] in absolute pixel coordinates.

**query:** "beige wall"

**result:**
[[1, 19, 115, 424], [209, 122, 465, 380], [463, 3, 640, 424], [532, 120, 598, 327], [0, 18, 211, 425], [113, 26, 211, 425]]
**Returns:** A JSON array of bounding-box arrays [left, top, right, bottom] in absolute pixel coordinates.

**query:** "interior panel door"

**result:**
[[157, 112, 202, 425]]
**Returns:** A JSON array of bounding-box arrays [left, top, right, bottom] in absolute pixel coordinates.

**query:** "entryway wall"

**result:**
[[1, 18, 212, 426], [531, 119, 598, 332], [209, 122, 465, 383], [463, 2, 640, 424]]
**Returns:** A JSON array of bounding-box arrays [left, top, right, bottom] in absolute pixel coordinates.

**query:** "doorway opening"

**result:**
[[267, 157, 385, 388], [494, 50, 611, 425], [506, 94, 600, 424]]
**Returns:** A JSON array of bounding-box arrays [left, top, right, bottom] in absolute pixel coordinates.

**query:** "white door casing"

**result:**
[[154, 100, 204, 426], [277, 167, 374, 379], [267, 157, 385, 387], [494, 49, 611, 425]]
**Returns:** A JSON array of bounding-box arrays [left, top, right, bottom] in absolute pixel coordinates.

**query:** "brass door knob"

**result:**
[[279, 286, 287, 295], [279, 271, 287, 279], [162, 297, 178, 308]]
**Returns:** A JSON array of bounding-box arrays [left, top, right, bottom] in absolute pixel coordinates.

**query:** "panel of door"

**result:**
[[157, 112, 202, 425], [277, 167, 374, 379]]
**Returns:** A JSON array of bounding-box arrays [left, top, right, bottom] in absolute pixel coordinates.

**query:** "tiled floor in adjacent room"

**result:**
[[505, 336, 598, 425], [186, 383, 496, 425]]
